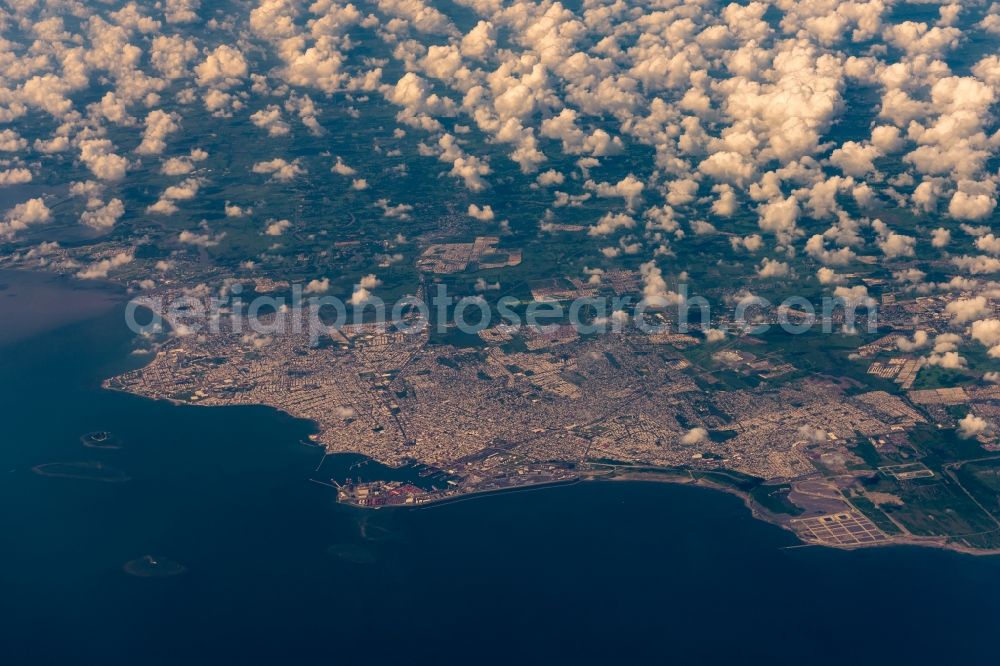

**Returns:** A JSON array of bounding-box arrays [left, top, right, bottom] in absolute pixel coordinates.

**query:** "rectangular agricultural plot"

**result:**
[[884, 480, 1000, 538], [951, 459, 1000, 521], [879, 463, 935, 480], [790, 512, 890, 546]]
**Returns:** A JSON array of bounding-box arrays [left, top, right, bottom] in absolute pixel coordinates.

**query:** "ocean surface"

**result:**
[[2, 273, 1000, 665]]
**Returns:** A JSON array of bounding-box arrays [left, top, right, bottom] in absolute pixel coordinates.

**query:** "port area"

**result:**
[[329, 463, 582, 508]]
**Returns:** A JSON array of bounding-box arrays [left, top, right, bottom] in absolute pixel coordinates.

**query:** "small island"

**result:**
[[123, 555, 187, 578], [81, 431, 122, 450]]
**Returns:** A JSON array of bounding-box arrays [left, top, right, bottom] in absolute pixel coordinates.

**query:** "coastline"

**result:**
[[100, 367, 1000, 557], [94, 320, 1000, 559], [336, 461, 1000, 557], [595, 469, 1000, 557]]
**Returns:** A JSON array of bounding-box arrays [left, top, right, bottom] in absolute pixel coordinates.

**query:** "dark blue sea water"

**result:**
[[2, 278, 1000, 665]]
